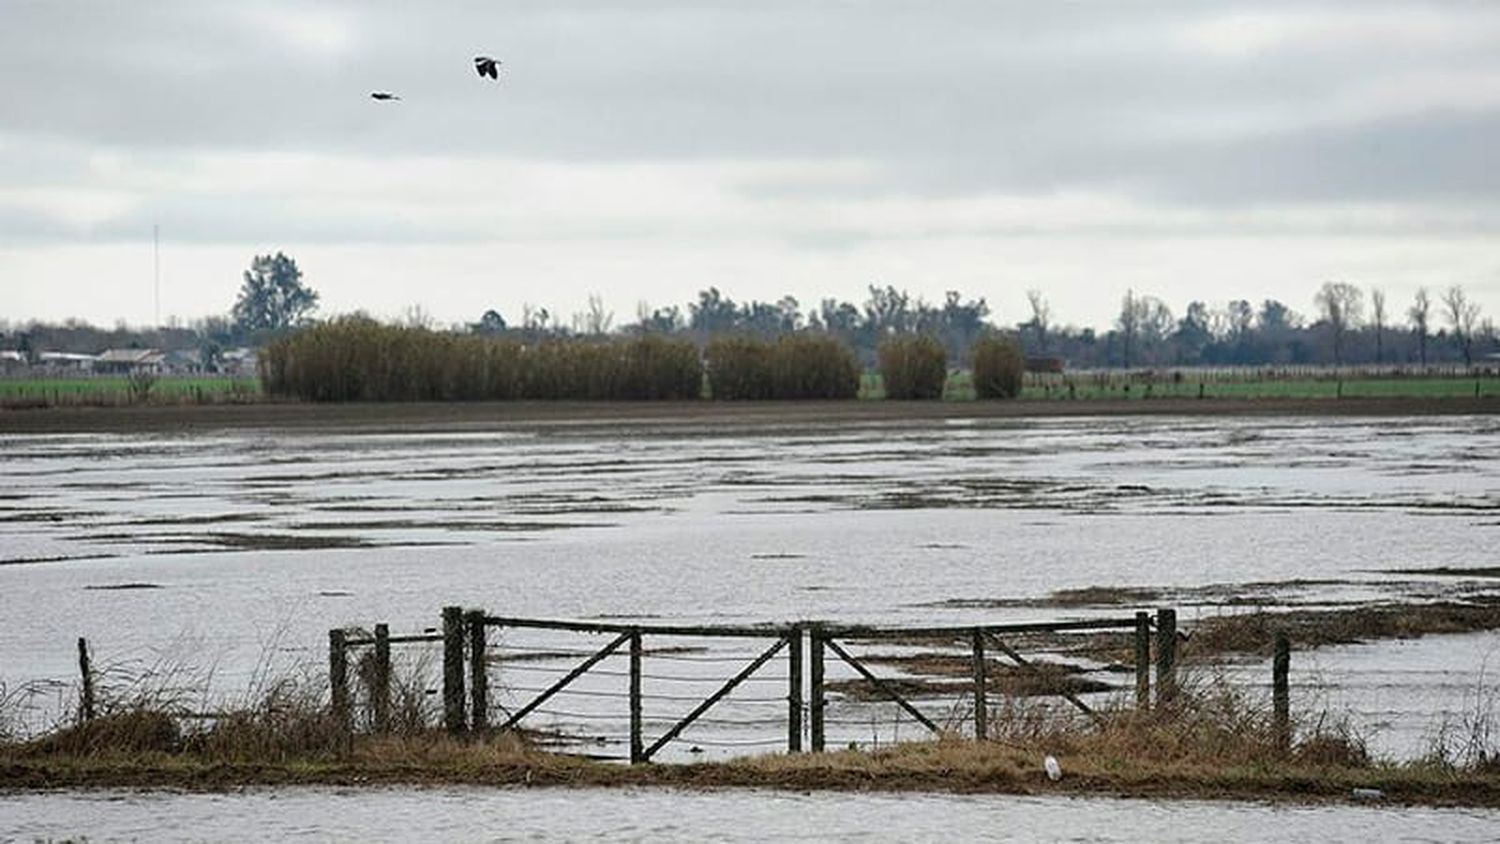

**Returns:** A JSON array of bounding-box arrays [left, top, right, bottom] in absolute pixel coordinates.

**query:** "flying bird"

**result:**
[[474, 56, 501, 80], [370, 92, 401, 101]]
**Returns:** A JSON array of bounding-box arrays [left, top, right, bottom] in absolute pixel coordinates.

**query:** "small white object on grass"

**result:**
[[1351, 787, 1383, 800], [1044, 755, 1062, 781]]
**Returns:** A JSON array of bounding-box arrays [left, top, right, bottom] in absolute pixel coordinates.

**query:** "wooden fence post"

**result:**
[[787, 626, 803, 753], [77, 637, 95, 723], [629, 628, 644, 764], [972, 629, 988, 741], [1134, 611, 1151, 710], [442, 606, 466, 734], [1273, 632, 1291, 752], [328, 629, 350, 733], [1154, 608, 1177, 709], [372, 623, 391, 734], [810, 626, 826, 752], [467, 609, 488, 733]]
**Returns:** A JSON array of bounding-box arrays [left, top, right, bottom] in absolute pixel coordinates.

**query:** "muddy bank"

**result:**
[[5, 742, 1498, 809], [2, 395, 1497, 434]]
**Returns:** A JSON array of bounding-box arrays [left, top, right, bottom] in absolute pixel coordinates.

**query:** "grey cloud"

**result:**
[[1, 0, 1498, 222]]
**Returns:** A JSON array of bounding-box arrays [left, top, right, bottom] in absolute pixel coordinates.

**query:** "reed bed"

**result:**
[[703, 334, 860, 400], [260, 320, 702, 401], [877, 335, 948, 400], [971, 336, 1025, 399]]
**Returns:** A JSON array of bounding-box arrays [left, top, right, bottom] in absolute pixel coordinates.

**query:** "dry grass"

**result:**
[[5, 641, 1500, 806], [7, 677, 1498, 806]]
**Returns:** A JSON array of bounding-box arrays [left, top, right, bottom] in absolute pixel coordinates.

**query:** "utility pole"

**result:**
[[153, 224, 161, 328]]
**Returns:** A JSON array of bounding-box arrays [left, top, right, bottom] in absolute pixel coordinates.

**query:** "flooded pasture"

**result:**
[[1, 413, 1498, 762]]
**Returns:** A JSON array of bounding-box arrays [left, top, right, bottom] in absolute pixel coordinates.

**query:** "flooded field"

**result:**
[[1, 413, 1498, 760], [5, 784, 1500, 842]]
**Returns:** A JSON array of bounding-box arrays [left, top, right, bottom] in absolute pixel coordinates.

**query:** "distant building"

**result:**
[[37, 351, 99, 372], [93, 349, 166, 375], [221, 347, 260, 377], [161, 349, 202, 375]]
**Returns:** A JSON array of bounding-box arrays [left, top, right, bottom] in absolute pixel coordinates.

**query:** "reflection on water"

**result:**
[[5, 785, 1499, 843]]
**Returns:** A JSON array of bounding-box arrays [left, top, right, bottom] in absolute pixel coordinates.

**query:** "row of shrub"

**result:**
[[260, 318, 702, 401], [260, 319, 1026, 402], [704, 335, 861, 399], [875, 335, 1025, 399]]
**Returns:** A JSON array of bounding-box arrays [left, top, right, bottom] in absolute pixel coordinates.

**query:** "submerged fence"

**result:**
[[323, 606, 1241, 763]]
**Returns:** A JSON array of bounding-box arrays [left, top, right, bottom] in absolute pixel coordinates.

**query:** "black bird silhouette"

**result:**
[[370, 91, 401, 101], [474, 56, 501, 80]]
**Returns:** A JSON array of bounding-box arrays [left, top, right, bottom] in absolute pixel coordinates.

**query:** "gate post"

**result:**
[[1155, 608, 1177, 709], [1133, 611, 1151, 710], [77, 637, 96, 723], [810, 625, 826, 752], [788, 626, 803, 752], [629, 628, 644, 764], [467, 609, 489, 732], [442, 606, 466, 734], [329, 628, 350, 733], [972, 629, 988, 741], [373, 623, 391, 733], [1273, 632, 1291, 752]]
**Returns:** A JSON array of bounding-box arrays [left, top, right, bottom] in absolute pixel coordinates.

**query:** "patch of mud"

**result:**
[[293, 519, 610, 533], [72, 532, 378, 551], [120, 513, 271, 527], [917, 579, 1386, 611], [0, 509, 100, 523], [828, 660, 1114, 701], [0, 553, 114, 566], [1389, 566, 1500, 579], [1185, 598, 1500, 658]]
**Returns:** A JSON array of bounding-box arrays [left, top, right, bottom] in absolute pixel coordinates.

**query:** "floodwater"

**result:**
[[1, 414, 1498, 761], [4, 785, 1499, 842]]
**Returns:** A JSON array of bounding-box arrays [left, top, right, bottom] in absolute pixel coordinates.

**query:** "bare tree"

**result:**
[[401, 303, 434, 330], [1116, 289, 1140, 368], [1026, 289, 1051, 354], [1315, 282, 1364, 366], [1370, 287, 1386, 365], [1443, 285, 1482, 367], [1138, 296, 1174, 366], [1408, 287, 1431, 366], [585, 293, 614, 336]]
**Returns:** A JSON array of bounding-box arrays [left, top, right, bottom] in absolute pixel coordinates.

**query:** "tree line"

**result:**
[[488, 281, 1495, 370], [3, 251, 1496, 371]]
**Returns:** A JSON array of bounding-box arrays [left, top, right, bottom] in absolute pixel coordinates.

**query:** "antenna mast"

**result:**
[[153, 224, 161, 327]]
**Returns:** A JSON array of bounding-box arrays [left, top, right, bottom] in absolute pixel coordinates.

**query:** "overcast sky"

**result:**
[[2, 0, 1498, 331]]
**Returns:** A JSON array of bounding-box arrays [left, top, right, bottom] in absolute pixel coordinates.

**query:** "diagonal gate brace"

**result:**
[[824, 638, 940, 735], [984, 632, 1099, 720], [642, 636, 789, 761], [501, 631, 631, 730]]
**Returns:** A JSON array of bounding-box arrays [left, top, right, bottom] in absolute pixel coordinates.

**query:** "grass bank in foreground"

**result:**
[[5, 726, 1498, 808], [4, 675, 1497, 807]]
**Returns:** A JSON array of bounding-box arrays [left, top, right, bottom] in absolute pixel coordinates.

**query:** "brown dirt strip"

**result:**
[[4, 748, 1497, 809], [2, 396, 1497, 435]]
